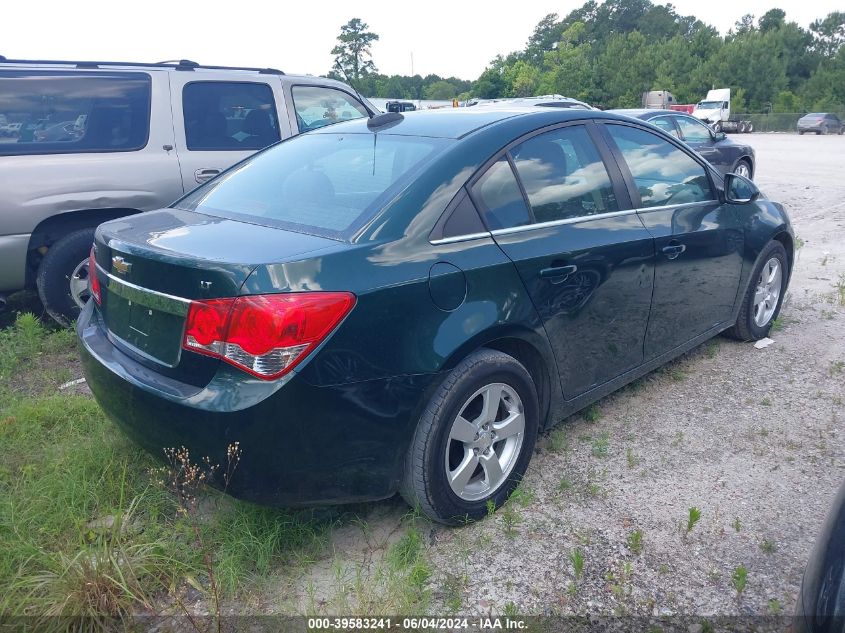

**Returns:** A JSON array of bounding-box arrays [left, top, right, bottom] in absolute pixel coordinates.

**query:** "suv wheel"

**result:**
[[36, 228, 96, 326], [400, 349, 539, 524]]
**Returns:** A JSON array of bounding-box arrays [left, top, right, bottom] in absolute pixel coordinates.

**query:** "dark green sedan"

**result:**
[[78, 108, 793, 524]]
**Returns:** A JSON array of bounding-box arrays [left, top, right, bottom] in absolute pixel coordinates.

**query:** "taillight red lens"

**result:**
[[89, 246, 102, 305], [182, 292, 355, 380]]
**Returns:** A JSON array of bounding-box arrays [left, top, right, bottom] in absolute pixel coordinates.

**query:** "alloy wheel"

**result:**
[[735, 162, 751, 178], [753, 257, 782, 327], [68, 258, 91, 309], [444, 382, 525, 501]]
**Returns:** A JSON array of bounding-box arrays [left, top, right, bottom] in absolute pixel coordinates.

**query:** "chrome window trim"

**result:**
[[633, 199, 717, 214], [429, 231, 493, 246], [489, 208, 638, 236], [96, 263, 191, 317], [427, 199, 719, 243]]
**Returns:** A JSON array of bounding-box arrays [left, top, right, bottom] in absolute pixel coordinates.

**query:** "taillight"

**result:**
[[182, 292, 355, 380], [89, 246, 102, 305]]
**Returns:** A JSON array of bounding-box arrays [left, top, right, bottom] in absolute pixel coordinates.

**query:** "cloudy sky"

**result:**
[[2, 0, 840, 80]]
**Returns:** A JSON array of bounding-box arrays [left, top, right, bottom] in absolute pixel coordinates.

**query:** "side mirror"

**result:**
[[724, 173, 760, 204], [713, 131, 727, 142]]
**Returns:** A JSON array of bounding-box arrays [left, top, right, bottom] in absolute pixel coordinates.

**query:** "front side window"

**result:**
[[182, 82, 280, 151], [606, 124, 713, 208], [674, 116, 713, 142], [292, 86, 368, 133], [649, 116, 680, 138], [471, 157, 531, 230], [0, 71, 150, 155], [510, 126, 618, 223], [175, 132, 449, 238]]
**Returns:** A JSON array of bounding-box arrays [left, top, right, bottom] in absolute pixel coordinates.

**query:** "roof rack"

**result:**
[[0, 58, 285, 75]]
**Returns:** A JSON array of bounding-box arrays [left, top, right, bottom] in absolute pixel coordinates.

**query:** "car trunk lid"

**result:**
[[93, 208, 339, 369]]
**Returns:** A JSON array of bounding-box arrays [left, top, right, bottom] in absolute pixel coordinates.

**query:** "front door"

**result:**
[[601, 122, 744, 360], [471, 123, 655, 399], [673, 114, 731, 174]]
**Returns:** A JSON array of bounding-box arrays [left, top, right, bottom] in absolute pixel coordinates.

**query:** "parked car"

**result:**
[[0, 58, 378, 325], [33, 120, 81, 143], [386, 100, 416, 112], [0, 121, 21, 137], [78, 107, 793, 524], [794, 479, 845, 633], [797, 112, 844, 135], [471, 94, 595, 110], [611, 109, 755, 179]]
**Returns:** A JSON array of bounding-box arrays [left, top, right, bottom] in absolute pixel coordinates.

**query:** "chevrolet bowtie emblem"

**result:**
[[112, 255, 132, 275]]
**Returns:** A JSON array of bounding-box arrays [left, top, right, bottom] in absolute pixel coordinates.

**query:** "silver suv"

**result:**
[[0, 58, 377, 324]]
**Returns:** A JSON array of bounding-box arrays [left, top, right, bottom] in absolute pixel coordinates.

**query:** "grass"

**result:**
[[591, 432, 610, 458], [547, 427, 569, 454], [732, 565, 748, 595], [686, 507, 702, 535], [569, 548, 585, 580], [583, 404, 602, 423], [0, 313, 350, 621], [626, 530, 644, 555]]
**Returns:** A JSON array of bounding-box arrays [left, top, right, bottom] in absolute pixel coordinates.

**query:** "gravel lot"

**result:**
[[277, 133, 845, 616]]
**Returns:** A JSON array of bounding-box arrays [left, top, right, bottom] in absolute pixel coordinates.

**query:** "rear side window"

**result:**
[[175, 133, 449, 238], [510, 126, 618, 223], [0, 71, 150, 155], [471, 157, 531, 230], [183, 82, 280, 151], [292, 86, 368, 133], [605, 124, 713, 208]]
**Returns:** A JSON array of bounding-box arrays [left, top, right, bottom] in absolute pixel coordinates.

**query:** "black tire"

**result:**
[[838, 127, 844, 135], [713, 121, 722, 133], [400, 349, 539, 524], [724, 241, 789, 342], [821, 126, 828, 135], [798, 130, 804, 135], [36, 227, 96, 326]]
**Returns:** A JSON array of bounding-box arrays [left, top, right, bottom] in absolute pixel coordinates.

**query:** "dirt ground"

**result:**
[[268, 133, 845, 616]]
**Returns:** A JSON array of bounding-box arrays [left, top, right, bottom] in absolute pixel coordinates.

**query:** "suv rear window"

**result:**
[[174, 132, 450, 238], [0, 71, 151, 155]]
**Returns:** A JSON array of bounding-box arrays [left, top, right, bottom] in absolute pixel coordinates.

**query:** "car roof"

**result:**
[[609, 109, 677, 118], [0, 57, 352, 87], [312, 107, 614, 140]]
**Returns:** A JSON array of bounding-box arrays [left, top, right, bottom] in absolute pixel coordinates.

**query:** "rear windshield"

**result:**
[[0, 71, 151, 155], [174, 132, 450, 239]]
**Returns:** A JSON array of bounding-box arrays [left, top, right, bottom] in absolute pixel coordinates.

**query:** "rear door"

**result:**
[[168, 74, 291, 193], [473, 122, 655, 399], [600, 121, 743, 360]]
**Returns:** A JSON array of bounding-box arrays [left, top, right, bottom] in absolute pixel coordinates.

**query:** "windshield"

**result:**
[[697, 101, 723, 109], [175, 132, 450, 239]]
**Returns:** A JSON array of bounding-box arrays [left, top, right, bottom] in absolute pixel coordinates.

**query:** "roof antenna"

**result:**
[[334, 61, 372, 119], [333, 60, 403, 130]]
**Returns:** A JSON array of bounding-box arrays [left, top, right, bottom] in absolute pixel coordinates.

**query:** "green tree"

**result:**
[[810, 11, 845, 58], [331, 18, 379, 81], [424, 80, 458, 100]]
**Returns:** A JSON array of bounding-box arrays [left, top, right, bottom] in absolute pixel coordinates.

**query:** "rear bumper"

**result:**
[[77, 301, 435, 506], [0, 233, 30, 292]]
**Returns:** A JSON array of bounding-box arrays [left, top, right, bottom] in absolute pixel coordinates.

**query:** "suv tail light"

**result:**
[[89, 246, 102, 305], [182, 292, 355, 380]]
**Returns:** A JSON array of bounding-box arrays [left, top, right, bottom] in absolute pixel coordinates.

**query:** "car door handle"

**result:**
[[195, 168, 221, 183], [540, 264, 578, 282], [661, 244, 687, 260]]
